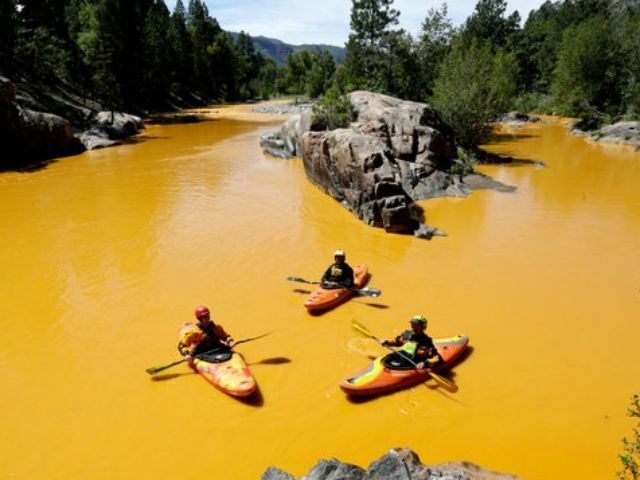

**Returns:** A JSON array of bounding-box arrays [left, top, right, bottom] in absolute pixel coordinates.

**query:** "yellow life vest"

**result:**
[[400, 341, 417, 356]]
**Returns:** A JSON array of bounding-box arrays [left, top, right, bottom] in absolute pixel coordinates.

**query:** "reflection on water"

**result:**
[[0, 108, 638, 480]]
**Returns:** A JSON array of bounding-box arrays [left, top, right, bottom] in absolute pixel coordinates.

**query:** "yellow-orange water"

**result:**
[[0, 106, 638, 479]]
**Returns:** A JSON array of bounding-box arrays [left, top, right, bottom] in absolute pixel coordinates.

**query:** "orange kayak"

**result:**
[[339, 335, 468, 397], [304, 264, 369, 313], [178, 323, 256, 398]]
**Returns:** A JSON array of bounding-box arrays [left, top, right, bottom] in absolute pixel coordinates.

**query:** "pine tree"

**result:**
[[463, 0, 521, 51], [0, 0, 17, 71], [342, 0, 400, 92]]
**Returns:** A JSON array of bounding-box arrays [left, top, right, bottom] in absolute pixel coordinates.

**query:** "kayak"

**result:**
[[339, 335, 469, 397], [191, 352, 256, 398], [304, 264, 369, 313], [179, 323, 257, 398]]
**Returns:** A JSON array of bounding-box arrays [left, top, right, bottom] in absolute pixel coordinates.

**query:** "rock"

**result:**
[[414, 224, 447, 240], [596, 121, 639, 148], [1, 77, 77, 168], [262, 91, 519, 237], [497, 111, 540, 125], [263, 448, 520, 480], [301, 459, 366, 480], [95, 111, 144, 138], [77, 111, 144, 150], [261, 467, 296, 480]]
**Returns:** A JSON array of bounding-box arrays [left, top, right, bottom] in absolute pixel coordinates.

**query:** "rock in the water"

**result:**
[[263, 448, 520, 480], [261, 467, 296, 480]]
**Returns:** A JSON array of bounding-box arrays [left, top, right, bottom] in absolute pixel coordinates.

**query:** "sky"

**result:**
[[163, 0, 548, 46]]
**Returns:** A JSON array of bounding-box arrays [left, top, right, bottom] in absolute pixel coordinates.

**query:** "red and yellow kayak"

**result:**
[[179, 323, 256, 398], [339, 335, 469, 397], [304, 264, 369, 313], [191, 353, 256, 398]]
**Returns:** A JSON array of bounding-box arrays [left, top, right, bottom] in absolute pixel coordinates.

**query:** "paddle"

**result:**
[[286, 276, 381, 297], [351, 321, 458, 393], [145, 332, 272, 375]]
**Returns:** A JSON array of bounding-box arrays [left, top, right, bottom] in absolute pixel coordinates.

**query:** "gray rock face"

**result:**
[[77, 112, 144, 150], [262, 448, 520, 480], [274, 91, 462, 235], [1, 77, 77, 168]]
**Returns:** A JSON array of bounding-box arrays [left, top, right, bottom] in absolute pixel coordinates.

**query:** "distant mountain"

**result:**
[[233, 34, 346, 66]]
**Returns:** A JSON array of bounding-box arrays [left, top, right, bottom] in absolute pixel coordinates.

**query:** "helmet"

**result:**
[[334, 249, 345, 257], [194, 306, 210, 319], [410, 315, 427, 327]]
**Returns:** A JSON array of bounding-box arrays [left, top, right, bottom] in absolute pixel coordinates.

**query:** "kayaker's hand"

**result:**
[[416, 362, 426, 370], [184, 354, 193, 361], [381, 340, 390, 347], [227, 339, 236, 348]]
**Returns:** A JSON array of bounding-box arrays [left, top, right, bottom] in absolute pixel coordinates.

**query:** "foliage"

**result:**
[[341, 0, 401, 92], [416, 3, 456, 98], [432, 37, 517, 147], [618, 395, 640, 480], [551, 15, 626, 125], [0, 0, 17, 70], [311, 87, 355, 131], [462, 0, 521, 51]]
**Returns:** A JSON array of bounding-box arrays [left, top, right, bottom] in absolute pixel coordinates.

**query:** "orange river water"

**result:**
[[0, 104, 638, 480]]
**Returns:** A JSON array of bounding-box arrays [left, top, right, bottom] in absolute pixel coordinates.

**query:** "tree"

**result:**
[[462, 0, 521, 51], [416, 3, 456, 98], [432, 37, 517, 146], [342, 0, 400, 92], [142, 0, 172, 107], [0, 0, 17, 70], [167, 0, 193, 96], [305, 50, 336, 98], [552, 15, 625, 125]]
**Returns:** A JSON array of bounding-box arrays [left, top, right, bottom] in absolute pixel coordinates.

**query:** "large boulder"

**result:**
[[1, 76, 77, 169], [261, 448, 520, 480], [274, 91, 462, 235]]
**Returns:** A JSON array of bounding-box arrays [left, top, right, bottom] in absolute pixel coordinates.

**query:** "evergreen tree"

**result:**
[[167, 0, 193, 97], [306, 50, 336, 98], [0, 0, 17, 71], [417, 3, 456, 98], [142, 0, 172, 107], [462, 0, 521, 51], [342, 0, 400, 92]]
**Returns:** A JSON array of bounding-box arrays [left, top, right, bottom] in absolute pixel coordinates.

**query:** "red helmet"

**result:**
[[194, 305, 210, 319]]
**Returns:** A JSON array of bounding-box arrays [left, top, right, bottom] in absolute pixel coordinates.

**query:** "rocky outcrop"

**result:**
[[261, 448, 519, 480], [77, 111, 144, 150], [570, 120, 639, 150], [497, 111, 540, 127], [1, 75, 145, 169], [262, 91, 508, 236], [1, 76, 77, 169]]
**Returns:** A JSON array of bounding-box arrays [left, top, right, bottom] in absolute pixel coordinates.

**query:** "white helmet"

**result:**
[[334, 249, 345, 257]]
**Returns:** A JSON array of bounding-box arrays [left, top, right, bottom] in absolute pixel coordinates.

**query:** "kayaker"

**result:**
[[178, 306, 235, 359], [321, 249, 355, 289], [382, 316, 442, 369]]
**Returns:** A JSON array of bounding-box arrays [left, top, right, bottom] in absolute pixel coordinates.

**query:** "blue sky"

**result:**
[[163, 0, 547, 46]]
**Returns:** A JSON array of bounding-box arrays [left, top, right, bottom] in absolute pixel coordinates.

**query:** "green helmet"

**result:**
[[410, 315, 427, 327]]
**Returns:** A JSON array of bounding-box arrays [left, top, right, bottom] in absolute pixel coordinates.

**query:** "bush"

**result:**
[[311, 87, 355, 131], [619, 394, 640, 480], [431, 37, 517, 147]]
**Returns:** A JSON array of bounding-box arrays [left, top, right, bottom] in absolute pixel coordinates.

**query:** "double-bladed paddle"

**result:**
[[286, 276, 381, 297], [351, 321, 458, 393], [145, 332, 272, 375]]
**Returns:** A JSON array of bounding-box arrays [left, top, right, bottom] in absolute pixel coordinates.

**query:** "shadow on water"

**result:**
[[151, 371, 197, 382], [145, 114, 218, 125], [238, 386, 264, 407], [490, 133, 538, 142], [292, 289, 390, 311], [247, 356, 292, 366]]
